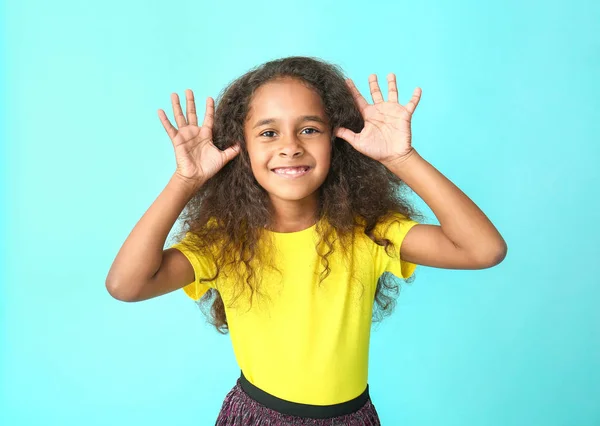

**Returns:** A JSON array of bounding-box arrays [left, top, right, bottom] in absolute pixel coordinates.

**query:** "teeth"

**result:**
[[273, 167, 308, 175]]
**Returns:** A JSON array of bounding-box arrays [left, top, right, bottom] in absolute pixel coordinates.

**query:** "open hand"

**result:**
[[335, 74, 421, 166], [158, 90, 240, 185]]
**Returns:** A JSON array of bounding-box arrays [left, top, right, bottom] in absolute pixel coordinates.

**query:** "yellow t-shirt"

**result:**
[[170, 212, 419, 405]]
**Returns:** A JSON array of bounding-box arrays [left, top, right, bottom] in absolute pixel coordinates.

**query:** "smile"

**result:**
[[271, 166, 312, 178]]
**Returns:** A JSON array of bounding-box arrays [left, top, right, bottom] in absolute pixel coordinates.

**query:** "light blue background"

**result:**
[[2, 0, 599, 425]]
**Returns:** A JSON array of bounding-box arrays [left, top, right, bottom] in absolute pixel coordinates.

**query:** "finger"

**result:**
[[335, 127, 358, 146], [345, 78, 369, 112], [405, 87, 422, 115], [387, 73, 399, 103], [185, 89, 198, 127], [222, 143, 241, 163], [171, 93, 187, 128], [368, 74, 384, 104], [158, 109, 178, 140], [202, 97, 215, 130]]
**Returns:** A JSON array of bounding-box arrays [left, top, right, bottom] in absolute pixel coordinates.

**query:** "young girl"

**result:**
[[106, 56, 507, 425]]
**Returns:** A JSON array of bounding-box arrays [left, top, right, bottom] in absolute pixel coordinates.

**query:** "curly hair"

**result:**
[[172, 56, 425, 333]]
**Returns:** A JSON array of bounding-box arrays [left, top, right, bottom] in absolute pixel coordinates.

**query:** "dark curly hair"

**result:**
[[171, 56, 425, 333]]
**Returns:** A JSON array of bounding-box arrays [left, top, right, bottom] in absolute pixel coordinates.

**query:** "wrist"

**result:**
[[382, 148, 420, 172], [171, 172, 205, 193]]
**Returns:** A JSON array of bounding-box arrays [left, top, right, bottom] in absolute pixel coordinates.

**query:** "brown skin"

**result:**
[[244, 78, 333, 232], [105, 93, 240, 302], [336, 73, 508, 268], [106, 56, 506, 334]]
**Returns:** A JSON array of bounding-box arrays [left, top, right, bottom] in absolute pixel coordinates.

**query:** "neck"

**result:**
[[267, 195, 319, 233]]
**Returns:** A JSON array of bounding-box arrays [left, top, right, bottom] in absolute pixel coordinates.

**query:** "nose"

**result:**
[[278, 135, 304, 158]]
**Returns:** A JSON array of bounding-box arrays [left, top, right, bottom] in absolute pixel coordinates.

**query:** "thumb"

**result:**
[[335, 127, 358, 145], [222, 143, 241, 164]]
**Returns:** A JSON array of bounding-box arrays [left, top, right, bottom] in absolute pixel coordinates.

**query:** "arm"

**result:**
[[105, 174, 204, 302], [106, 90, 240, 302], [337, 74, 507, 270], [385, 150, 507, 269]]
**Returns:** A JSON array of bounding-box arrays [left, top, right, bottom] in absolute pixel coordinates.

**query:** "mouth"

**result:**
[[270, 165, 312, 178]]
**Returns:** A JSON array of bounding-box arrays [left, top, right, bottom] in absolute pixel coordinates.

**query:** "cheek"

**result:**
[[247, 150, 270, 177], [316, 146, 332, 168]]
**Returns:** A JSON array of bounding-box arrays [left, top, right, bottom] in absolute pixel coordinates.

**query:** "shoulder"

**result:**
[[363, 212, 421, 279], [171, 217, 222, 251], [380, 211, 418, 231], [357, 212, 420, 240]]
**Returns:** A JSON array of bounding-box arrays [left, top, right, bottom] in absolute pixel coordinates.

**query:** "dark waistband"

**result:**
[[238, 370, 370, 419]]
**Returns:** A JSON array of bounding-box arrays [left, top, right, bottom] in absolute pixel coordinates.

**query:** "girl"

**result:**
[[106, 56, 507, 425]]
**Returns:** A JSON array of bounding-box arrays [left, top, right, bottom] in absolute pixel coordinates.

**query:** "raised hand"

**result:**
[[335, 74, 421, 167], [158, 89, 240, 185]]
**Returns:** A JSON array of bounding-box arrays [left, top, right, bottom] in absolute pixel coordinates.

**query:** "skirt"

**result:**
[[215, 371, 381, 425]]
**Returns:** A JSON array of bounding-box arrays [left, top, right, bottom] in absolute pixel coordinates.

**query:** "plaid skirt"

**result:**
[[215, 372, 381, 425]]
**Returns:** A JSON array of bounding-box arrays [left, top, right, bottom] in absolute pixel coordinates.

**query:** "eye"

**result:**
[[301, 128, 320, 135], [260, 130, 276, 138]]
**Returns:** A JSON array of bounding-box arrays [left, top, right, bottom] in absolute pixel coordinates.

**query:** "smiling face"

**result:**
[[244, 77, 332, 217]]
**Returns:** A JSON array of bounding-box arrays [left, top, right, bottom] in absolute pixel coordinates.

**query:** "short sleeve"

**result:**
[[372, 213, 420, 280], [169, 232, 217, 301]]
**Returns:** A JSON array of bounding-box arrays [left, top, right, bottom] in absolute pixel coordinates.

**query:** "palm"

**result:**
[[352, 102, 412, 160], [336, 74, 421, 165], [171, 124, 227, 178], [158, 90, 239, 183]]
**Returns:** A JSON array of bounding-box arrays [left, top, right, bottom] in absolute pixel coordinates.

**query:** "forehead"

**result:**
[[247, 78, 326, 118]]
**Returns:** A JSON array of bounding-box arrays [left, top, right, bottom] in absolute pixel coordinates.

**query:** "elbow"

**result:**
[[476, 241, 508, 268], [105, 279, 138, 302]]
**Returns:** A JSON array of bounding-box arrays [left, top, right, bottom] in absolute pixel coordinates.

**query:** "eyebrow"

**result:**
[[252, 115, 327, 129]]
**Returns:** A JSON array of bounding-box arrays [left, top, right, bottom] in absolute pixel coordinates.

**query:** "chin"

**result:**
[[267, 189, 319, 203]]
